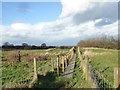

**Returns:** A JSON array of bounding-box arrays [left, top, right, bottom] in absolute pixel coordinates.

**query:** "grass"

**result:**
[[34, 70, 65, 88], [2, 61, 34, 88], [2, 49, 69, 62], [2, 48, 69, 88], [2, 47, 118, 88], [83, 48, 118, 87]]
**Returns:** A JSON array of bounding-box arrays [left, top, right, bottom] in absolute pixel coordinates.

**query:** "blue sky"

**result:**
[[2, 2, 62, 25], [1, 1, 118, 46]]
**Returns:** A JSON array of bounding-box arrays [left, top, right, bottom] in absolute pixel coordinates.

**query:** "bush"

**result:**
[[77, 36, 119, 49]]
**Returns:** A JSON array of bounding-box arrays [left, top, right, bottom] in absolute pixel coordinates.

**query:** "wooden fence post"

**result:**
[[65, 55, 67, 68], [44, 61, 46, 76], [18, 49, 21, 62], [77, 46, 80, 59], [68, 54, 70, 62], [69, 52, 71, 61], [66, 54, 69, 65], [33, 58, 37, 80], [57, 55, 59, 76], [29, 58, 38, 88], [114, 67, 120, 88], [71, 49, 74, 60], [85, 58, 88, 81], [62, 55, 65, 72], [51, 59, 54, 72]]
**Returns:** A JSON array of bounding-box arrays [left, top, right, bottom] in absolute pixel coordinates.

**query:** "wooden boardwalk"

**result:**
[[62, 54, 76, 78]]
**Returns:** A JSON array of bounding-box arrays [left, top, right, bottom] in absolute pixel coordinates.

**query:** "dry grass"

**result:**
[[83, 50, 112, 57]]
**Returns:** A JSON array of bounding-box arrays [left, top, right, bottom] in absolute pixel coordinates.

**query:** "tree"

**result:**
[[41, 43, 46, 47], [3, 42, 10, 46], [3, 42, 14, 46], [22, 43, 29, 47]]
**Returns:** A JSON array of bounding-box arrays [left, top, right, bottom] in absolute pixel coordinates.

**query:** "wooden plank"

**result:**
[[62, 54, 76, 78]]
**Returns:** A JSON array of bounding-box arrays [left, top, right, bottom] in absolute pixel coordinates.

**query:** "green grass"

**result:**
[[34, 70, 65, 88], [2, 61, 34, 88], [2, 48, 69, 88], [84, 48, 118, 87], [2, 48, 117, 88]]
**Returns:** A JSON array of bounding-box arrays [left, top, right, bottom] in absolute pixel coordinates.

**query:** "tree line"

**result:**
[[77, 36, 120, 49], [1, 42, 73, 51]]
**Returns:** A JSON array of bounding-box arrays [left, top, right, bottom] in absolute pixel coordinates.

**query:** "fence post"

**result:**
[[85, 58, 88, 81], [72, 48, 74, 59], [51, 59, 54, 72], [57, 55, 59, 76], [65, 55, 67, 68], [66, 54, 69, 65], [70, 52, 72, 61], [62, 55, 65, 72], [33, 58, 37, 80], [77, 46, 80, 59], [18, 49, 21, 62], [44, 61, 46, 76], [114, 67, 119, 88], [29, 58, 38, 88], [77, 46, 82, 68]]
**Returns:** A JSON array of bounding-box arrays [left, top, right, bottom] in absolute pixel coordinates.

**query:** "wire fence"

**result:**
[[28, 47, 75, 87], [77, 46, 119, 89]]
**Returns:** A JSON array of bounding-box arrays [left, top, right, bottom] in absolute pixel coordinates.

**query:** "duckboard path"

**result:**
[[62, 54, 76, 78]]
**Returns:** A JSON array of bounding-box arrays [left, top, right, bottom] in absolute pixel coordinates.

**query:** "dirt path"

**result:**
[[62, 54, 76, 78]]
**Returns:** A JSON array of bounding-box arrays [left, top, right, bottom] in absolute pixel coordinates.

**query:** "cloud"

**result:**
[[1, 1, 118, 46], [72, 2, 118, 25], [60, 0, 92, 18]]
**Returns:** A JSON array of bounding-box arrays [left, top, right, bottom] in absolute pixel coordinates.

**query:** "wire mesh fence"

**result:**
[[77, 46, 115, 89]]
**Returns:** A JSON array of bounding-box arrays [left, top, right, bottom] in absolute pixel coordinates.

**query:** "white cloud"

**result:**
[[95, 19, 103, 23], [60, 0, 93, 18], [1, 0, 118, 45], [11, 23, 32, 30]]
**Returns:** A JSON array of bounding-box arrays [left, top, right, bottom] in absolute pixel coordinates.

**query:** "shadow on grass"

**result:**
[[33, 68, 65, 88]]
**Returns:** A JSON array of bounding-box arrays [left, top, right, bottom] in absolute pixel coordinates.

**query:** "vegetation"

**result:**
[[78, 36, 119, 49], [2, 48, 69, 88], [1, 45, 119, 88], [83, 48, 118, 87]]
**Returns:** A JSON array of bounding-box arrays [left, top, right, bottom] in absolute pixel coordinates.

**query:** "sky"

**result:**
[[2, 2, 62, 25], [1, 0, 118, 46]]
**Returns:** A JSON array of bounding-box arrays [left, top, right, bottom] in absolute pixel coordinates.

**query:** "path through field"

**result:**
[[62, 54, 76, 78]]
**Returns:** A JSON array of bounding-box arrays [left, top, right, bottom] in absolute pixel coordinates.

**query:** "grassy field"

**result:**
[[83, 48, 118, 87], [2, 48, 69, 88], [1, 47, 119, 88]]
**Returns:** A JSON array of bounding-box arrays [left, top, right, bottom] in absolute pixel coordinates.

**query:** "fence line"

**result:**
[[77, 46, 120, 89], [28, 47, 75, 87]]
